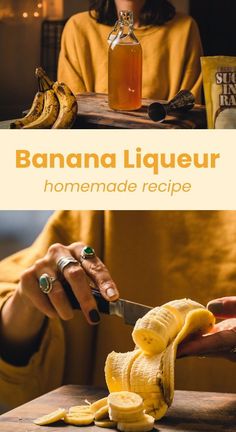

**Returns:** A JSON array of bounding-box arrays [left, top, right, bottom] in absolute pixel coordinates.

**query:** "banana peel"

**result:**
[[105, 299, 215, 420]]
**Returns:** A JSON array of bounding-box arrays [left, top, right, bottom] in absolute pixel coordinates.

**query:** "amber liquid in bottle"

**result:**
[[108, 11, 142, 111]]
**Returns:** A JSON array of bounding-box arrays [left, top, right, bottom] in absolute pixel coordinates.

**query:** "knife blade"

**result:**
[[62, 279, 152, 326]]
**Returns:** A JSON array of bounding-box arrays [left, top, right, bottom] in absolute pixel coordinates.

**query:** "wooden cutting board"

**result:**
[[0, 385, 235, 432], [75, 93, 207, 129]]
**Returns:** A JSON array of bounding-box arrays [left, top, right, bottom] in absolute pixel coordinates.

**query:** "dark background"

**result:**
[[190, 0, 236, 56]]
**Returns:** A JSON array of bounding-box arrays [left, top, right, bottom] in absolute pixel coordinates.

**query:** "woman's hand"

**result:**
[[18, 242, 119, 324], [0, 242, 118, 365], [177, 297, 236, 362]]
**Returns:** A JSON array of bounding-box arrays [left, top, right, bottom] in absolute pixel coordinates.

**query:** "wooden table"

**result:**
[[0, 385, 235, 431], [0, 93, 207, 129], [75, 93, 207, 129]]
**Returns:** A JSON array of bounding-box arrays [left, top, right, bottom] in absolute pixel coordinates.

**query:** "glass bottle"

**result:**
[[108, 10, 142, 111]]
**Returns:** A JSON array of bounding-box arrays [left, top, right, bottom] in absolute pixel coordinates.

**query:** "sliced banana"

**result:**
[[109, 407, 144, 423], [95, 420, 117, 428], [64, 412, 94, 425], [95, 405, 109, 421], [108, 392, 143, 413], [69, 404, 92, 414], [91, 397, 108, 413], [117, 414, 154, 432], [33, 408, 66, 425]]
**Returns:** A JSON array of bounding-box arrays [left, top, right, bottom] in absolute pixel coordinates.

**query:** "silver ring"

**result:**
[[57, 256, 79, 274], [39, 273, 57, 294], [80, 246, 96, 263], [230, 347, 236, 354]]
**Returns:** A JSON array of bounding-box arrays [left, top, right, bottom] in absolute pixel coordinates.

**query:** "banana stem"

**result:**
[[35, 67, 54, 89]]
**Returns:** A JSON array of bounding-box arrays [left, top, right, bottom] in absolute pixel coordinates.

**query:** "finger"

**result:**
[[20, 267, 57, 319], [49, 244, 101, 325], [70, 243, 119, 302], [177, 326, 236, 357], [207, 296, 236, 319], [47, 279, 74, 321], [34, 252, 75, 321], [63, 263, 100, 325]]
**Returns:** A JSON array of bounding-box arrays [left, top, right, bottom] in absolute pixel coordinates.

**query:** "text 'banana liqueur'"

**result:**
[[108, 11, 142, 111]]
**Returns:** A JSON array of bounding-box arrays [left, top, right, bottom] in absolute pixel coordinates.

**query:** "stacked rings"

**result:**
[[39, 273, 57, 294], [57, 256, 79, 273]]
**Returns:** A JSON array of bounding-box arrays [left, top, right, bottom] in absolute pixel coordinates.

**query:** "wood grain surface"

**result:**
[[0, 93, 206, 129], [0, 385, 235, 432], [75, 93, 207, 129]]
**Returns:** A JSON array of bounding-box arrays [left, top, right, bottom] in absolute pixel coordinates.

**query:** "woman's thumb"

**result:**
[[207, 297, 236, 319]]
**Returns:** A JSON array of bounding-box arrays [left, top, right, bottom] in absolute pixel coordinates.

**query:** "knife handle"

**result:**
[[62, 279, 110, 314]]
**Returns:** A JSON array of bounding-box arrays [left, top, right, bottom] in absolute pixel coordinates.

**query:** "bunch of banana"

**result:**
[[10, 67, 77, 129], [105, 298, 215, 422]]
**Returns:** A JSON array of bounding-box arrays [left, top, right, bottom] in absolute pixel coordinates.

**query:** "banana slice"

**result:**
[[91, 397, 108, 413], [117, 414, 154, 432], [64, 413, 94, 425], [95, 420, 117, 428], [69, 405, 92, 414], [109, 407, 144, 423], [108, 392, 143, 413], [95, 405, 109, 420], [33, 408, 66, 425]]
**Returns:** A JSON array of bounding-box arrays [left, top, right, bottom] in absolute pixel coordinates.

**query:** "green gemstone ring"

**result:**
[[80, 246, 96, 261], [39, 273, 57, 294]]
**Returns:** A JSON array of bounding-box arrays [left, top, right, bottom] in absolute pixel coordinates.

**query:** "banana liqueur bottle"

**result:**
[[108, 11, 143, 111]]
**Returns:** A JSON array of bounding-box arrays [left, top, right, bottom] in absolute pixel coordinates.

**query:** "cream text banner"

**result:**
[[0, 130, 235, 210]]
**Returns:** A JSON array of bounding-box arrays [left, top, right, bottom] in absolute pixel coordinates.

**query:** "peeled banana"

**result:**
[[105, 298, 215, 421]]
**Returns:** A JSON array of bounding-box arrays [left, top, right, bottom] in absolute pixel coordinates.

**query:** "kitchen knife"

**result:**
[[62, 280, 152, 326]]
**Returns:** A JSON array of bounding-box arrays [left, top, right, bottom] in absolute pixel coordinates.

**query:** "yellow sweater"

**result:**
[[0, 211, 236, 410], [58, 11, 203, 102]]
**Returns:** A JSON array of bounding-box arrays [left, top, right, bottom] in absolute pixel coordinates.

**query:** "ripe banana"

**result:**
[[105, 299, 215, 421], [52, 82, 77, 129], [23, 89, 59, 129], [33, 408, 66, 425], [10, 91, 44, 129], [132, 299, 205, 355]]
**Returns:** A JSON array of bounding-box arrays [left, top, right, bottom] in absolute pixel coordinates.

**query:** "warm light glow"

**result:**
[[22, 12, 28, 18], [34, 11, 40, 18], [37, 3, 43, 8]]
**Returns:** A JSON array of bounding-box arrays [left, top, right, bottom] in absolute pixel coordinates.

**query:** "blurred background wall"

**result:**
[[0, 211, 52, 259]]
